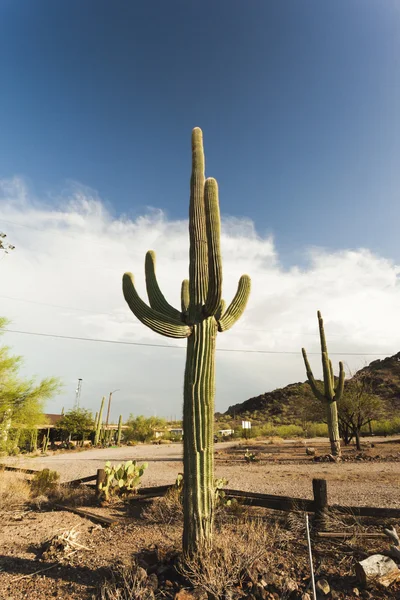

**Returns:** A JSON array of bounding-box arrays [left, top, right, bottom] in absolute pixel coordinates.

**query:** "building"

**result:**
[[218, 429, 234, 437]]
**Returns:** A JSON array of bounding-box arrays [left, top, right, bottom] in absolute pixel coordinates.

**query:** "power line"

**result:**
[[0, 294, 393, 339], [3, 328, 395, 356]]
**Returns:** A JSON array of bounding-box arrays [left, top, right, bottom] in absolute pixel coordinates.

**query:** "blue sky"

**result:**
[[1, 1, 400, 416], [1, 1, 399, 264]]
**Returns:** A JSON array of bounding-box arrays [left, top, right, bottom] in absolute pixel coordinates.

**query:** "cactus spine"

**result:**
[[94, 397, 105, 446], [122, 128, 251, 554], [117, 415, 122, 446], [302, 311, 344, 457]]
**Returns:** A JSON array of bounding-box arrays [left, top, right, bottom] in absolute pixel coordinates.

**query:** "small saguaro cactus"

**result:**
[[302, 311, 345, 457], [94, 397, 105, 446], [122, 127, 251, 554]]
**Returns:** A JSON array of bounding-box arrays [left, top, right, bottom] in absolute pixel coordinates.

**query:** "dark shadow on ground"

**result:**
[[0, 554, 108, 587]]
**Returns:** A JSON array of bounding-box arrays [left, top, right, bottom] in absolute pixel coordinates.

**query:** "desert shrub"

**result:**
[[30, 468, 60, 497], [124, 415, 166, 443], [51, 483, 94, 506], [0, 470, 31, 510], [100, 559, 153, 600], [179, 520, 271, 598], [142, 486, 183, 525], [306, 422, 329, 437], [368, 418, 400, 436]]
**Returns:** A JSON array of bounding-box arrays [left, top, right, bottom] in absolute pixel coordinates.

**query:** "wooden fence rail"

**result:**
[[3, 465, 400, 528]]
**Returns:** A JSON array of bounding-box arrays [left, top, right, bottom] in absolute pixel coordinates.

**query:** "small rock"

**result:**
[[353, 589, 360, 597], [147, 573, 159, 591], [306, 447, 316, 456], [165, 580, 174, 588], [284, 578, 297, 593], [316, 579, 330, 596]]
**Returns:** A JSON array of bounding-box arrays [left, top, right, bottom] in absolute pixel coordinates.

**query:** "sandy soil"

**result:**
[[1, 437, 400, 599]]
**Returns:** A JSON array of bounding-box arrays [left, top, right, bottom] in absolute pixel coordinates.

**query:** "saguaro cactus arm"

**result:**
[[335, 361, 345, 401], [203, 178, 222, 317], [217, 275, 251, 332], [301, 348, 325, 402], [181, 279, 190, 314], [122, 273, 191, 338], [145, 251, 182, 321]]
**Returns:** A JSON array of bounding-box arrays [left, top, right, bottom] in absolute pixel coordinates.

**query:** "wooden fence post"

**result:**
[[96, 468, 106, 500], [312, 478, 328, 531]]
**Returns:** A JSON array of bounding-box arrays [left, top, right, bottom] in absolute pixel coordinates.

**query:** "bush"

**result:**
[[178, 520, 271, 598], [305, 422, 328, 437], [368, 418, 400, 436], [0, 470, 31, 510], [30, 468, 60, 497]]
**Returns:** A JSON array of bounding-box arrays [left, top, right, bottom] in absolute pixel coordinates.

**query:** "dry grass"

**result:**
[[0, 471, 31, 510], [50, 483, 94, 507], [178, 519, 277, 598], [142, 487, 183, 525], [100, 560, 154, 600]]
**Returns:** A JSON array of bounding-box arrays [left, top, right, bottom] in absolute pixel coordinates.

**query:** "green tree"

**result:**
[[58, 408, 94, 443], [0, 318, 61, 452], [125, 415, 166, 442], [338, 374, 386, 450]]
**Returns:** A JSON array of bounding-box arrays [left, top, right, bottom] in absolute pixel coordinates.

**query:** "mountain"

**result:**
[[224, 352, 400, 421]]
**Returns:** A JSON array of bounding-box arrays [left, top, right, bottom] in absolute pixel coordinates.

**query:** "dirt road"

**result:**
[[2, 439, 400, 508]]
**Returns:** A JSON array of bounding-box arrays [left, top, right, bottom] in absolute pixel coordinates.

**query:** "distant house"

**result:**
[[153, 429, 166, 439], [169, 428, 183, 436], [218, 429, 234, 437], [41, 414, 63, 429]]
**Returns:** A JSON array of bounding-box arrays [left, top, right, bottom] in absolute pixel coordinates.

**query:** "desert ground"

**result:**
[[1, 437, 400, 599]]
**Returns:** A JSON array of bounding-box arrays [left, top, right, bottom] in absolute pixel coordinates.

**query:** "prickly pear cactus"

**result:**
[[98, 460, 148, 501]]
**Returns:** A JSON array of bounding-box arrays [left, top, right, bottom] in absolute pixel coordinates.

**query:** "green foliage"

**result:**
[[368, 418, 400, 436], [305, 422, 329, 437], [338, 374, 386, 448], [124, 415, 166, 443], [0, 318, 61, 454], [98, 460, 148, 501], [30, 468, 60, 497], [58, 408, 94, 441]]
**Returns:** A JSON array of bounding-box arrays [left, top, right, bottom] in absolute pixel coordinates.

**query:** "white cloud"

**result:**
[[1, 177, 400, 420]]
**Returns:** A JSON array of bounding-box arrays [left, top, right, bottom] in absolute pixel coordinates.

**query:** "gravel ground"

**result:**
[[3, 440, 400, 508]]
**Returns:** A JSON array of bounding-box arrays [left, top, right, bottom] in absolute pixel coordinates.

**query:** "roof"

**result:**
[[42, 414, 63, 427]]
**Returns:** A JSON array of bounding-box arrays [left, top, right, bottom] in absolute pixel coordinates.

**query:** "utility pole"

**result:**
[[74, 379, 83, 408], [106, 389, 119, 428]]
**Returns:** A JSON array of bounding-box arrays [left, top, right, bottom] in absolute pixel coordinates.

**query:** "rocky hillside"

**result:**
[[224, 352, 400, 421]]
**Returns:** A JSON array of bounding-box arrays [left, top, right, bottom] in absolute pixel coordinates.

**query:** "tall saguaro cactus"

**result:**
[[302, 311, 345, 457], [122, 128, 251, 554]]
